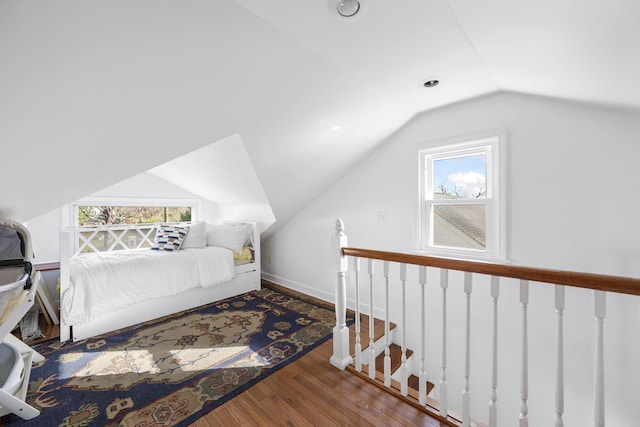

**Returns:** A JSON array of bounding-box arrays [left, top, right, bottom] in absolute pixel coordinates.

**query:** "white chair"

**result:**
[[0, 219, 43, 420]]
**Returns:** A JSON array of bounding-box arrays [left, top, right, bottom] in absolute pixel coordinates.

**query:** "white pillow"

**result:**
[[151, 224, 190, 251], [182, 221, 206, 249], [206, 223, 248, 253]]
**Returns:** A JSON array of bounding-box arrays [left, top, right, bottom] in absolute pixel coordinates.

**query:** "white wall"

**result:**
[[261, 92, 640, 427], [25, 171, 219, 264], [148, 133, 276, 234]]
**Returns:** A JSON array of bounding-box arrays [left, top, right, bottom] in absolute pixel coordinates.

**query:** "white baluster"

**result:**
[[330, 218, 352, 370], [354, 257, 362, 372], [489, 276, 499, 427], [440, 269, 449, 418], [594, 291, 606, 427], [463, 272, 472, 427], [520, 280, 529, 427], [419, 265, 428, 405], [368, 258, 376, 380], [400, 263, 409, 396], [384, 260, 391, 387], [555, 285, 565, 427]]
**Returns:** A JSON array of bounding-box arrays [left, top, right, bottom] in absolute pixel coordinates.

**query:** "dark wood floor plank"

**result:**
[[261, 393, 314, 427], [187, 416, 212, 427], [254, 380, 318, 427], [236, 396, 278, 425], [291, 370, 385, 426], [207, 406, 239, 425], [262, 367, 346, 426], [338, 372, 426, 427]]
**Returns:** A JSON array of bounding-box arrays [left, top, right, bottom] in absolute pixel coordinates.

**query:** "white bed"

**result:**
[[59, 221, 260, 342]]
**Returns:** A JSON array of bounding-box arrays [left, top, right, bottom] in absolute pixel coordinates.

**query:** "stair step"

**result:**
[[369, 344, 434, 397], [408, 374, 435, 396], [348, 317, 435, 398], [408, 374, 419, 390], [374, 343, 413, 374], [360, 364, 435, 397], [349, 315, 396, 356]]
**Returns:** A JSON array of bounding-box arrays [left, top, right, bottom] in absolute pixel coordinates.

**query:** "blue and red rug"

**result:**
[[3, 287, 342, 426]]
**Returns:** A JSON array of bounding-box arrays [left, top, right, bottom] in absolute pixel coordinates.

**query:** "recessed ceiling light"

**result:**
[[337, 0, 360, 17], [419, 77, 443, 89]]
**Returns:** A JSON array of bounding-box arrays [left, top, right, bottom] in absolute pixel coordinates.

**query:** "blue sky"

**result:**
[[433, 154, 486, 197]]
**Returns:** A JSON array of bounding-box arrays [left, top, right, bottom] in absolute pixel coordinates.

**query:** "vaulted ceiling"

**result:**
[[1, 0, 638, 236]]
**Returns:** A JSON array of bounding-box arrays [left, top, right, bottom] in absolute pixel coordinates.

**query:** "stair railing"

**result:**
[[330, 219, 640, 427]]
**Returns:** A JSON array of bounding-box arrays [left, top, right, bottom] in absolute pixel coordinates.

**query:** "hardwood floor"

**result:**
[[9, 281, 444, 426], [10, 309, 60, 344], [190, 282, 445, 427], [190, 335, 445, 427]]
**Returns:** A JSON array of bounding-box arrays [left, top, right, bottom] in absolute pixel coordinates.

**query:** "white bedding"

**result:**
[[62, 246, 235, 325]]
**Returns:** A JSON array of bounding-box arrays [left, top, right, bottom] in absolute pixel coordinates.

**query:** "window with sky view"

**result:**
[[419, 133, 505, 260]]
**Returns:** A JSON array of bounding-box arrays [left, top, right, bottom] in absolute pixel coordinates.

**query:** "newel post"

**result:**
[[330, 218, 352, 370]]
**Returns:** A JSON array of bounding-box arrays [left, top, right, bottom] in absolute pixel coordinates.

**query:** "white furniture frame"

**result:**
[[59, 222, 260, 342], [0, 272, 44, 420]]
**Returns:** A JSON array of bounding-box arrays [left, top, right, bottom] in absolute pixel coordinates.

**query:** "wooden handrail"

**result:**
[[342, 247, 640, 297]]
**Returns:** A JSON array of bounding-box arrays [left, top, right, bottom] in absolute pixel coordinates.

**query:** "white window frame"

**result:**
[[62, 197, 203, 227], [417, 131, 507, 261]]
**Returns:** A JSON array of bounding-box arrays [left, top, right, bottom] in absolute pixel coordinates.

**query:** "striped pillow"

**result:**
[[151, 224, 190, 251]]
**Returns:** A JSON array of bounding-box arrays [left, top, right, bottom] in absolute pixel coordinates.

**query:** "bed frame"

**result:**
[[59, 221, 260, 342]]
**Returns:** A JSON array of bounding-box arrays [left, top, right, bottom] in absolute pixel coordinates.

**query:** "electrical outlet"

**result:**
[[268, 256, 272, 265], [376, 210, 387, 223]]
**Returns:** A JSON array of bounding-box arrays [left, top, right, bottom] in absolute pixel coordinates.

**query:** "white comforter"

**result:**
[[62, 246, 235, 325]]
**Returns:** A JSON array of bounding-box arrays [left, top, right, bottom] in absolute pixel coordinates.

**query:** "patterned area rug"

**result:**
[[3, 287, 342, 426]]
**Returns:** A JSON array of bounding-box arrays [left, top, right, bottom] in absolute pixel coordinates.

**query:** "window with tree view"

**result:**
[[75, 205, 193, 252], [419, 133, 505, 260], [78, 206, 191, 226]]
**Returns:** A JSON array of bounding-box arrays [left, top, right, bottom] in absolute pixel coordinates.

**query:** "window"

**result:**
[[77, 205, 191, 226], [418, 132, 506, 260], [64, 197, 201, 252]]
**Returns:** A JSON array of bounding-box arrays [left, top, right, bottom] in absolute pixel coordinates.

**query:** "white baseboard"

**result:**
[[261, 272, 334, 304], [260, 272, 386, 321]]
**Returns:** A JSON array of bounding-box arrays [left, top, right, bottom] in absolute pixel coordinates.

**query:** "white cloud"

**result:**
[[448, 171, 486, 197]]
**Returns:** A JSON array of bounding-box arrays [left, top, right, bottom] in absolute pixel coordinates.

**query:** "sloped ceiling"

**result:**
[[148, 133, 276, 230], [1, 0, 638, 236], [447, 0, 640, 108]]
